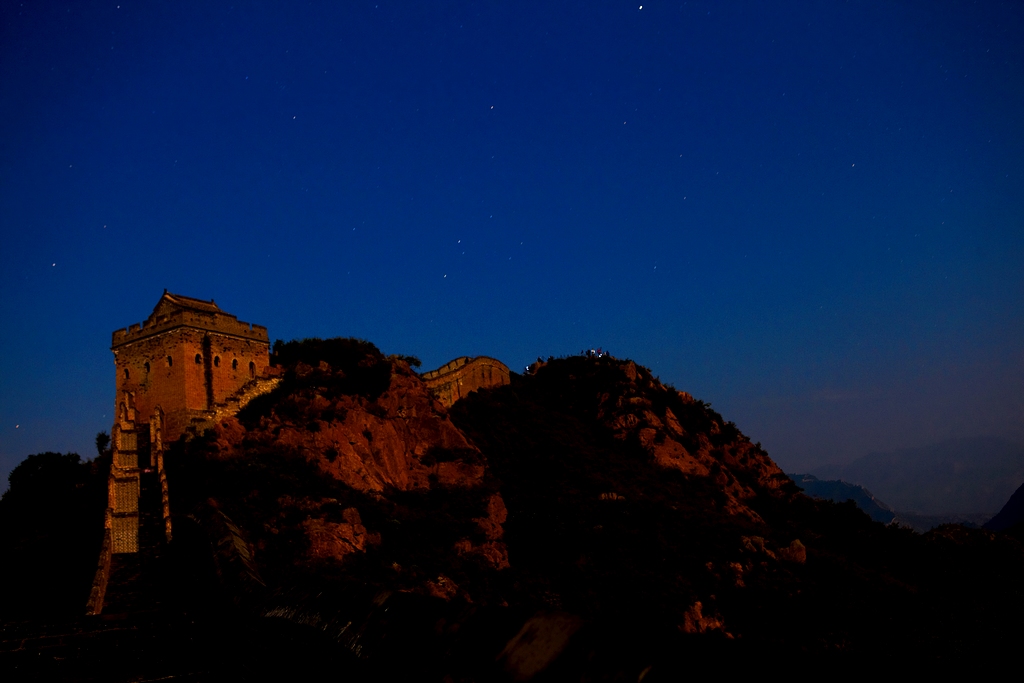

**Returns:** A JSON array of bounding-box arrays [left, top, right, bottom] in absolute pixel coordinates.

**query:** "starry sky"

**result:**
[[2, 1, 1023, 488]]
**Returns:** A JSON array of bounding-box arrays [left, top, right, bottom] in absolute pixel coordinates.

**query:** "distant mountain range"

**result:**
[[813, 437, 1024, 516], [788, 473, 998, 532], [787, 474, 895, 524]]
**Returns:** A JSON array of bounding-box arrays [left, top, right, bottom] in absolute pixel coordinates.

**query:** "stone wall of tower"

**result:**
[[112, 292, 271, 445], [114, 328, 270, 443], [113, 333, 186, 447]]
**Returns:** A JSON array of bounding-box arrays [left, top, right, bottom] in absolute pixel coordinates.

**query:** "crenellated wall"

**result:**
[[112, 304, 267, 346], [422, 356, 511, 408]]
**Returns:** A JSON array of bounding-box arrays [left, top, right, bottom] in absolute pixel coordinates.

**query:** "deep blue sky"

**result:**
[[2, 1, 1022, 487]]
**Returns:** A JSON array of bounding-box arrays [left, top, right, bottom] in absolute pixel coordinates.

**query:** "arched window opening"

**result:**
[[249, 361, 256, 379], [167, 356, 173, 367], [195, 354, 203, 365], [144, 361, 150, 374], [232, 359, 238, 370], [214, 356, 221, 367], [124, 368, 130, 380]]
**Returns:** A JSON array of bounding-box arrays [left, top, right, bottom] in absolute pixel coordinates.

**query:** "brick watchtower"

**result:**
[[100, 292, 270, 559], [87, 293, 277, 612], [112, 291, 271, 443]]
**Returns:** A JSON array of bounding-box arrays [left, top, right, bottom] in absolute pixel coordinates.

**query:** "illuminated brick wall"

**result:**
[[422, 356, 511, 408], [112, 292, 270, 442]]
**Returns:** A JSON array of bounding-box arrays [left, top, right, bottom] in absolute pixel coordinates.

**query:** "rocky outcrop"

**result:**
[[303, 507, 381, 561], [594, 359, 790, 522], [176, 342, 509, 606], [455, 493, 510, 570], [680, 601, 728, 635], [213, 360, 486, 493]]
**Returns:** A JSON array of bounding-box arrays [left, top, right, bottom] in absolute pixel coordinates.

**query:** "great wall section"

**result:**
[[420, 355, 511, 408], [85, 292, 510, 615]]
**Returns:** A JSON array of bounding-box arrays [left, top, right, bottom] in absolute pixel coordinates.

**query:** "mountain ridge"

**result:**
[[813, 436, 1024, 515], [787, 473, 896, 524]]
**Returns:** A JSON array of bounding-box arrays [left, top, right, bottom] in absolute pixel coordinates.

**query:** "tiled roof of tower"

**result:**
[[160, 292, 221, 314], [113, 291, 268, 348]]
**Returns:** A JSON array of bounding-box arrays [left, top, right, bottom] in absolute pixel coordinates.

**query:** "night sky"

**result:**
[[2, 1, 1022, 488]]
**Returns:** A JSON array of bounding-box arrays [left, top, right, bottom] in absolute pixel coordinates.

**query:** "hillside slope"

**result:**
[[153, 343, 1024, 675]]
